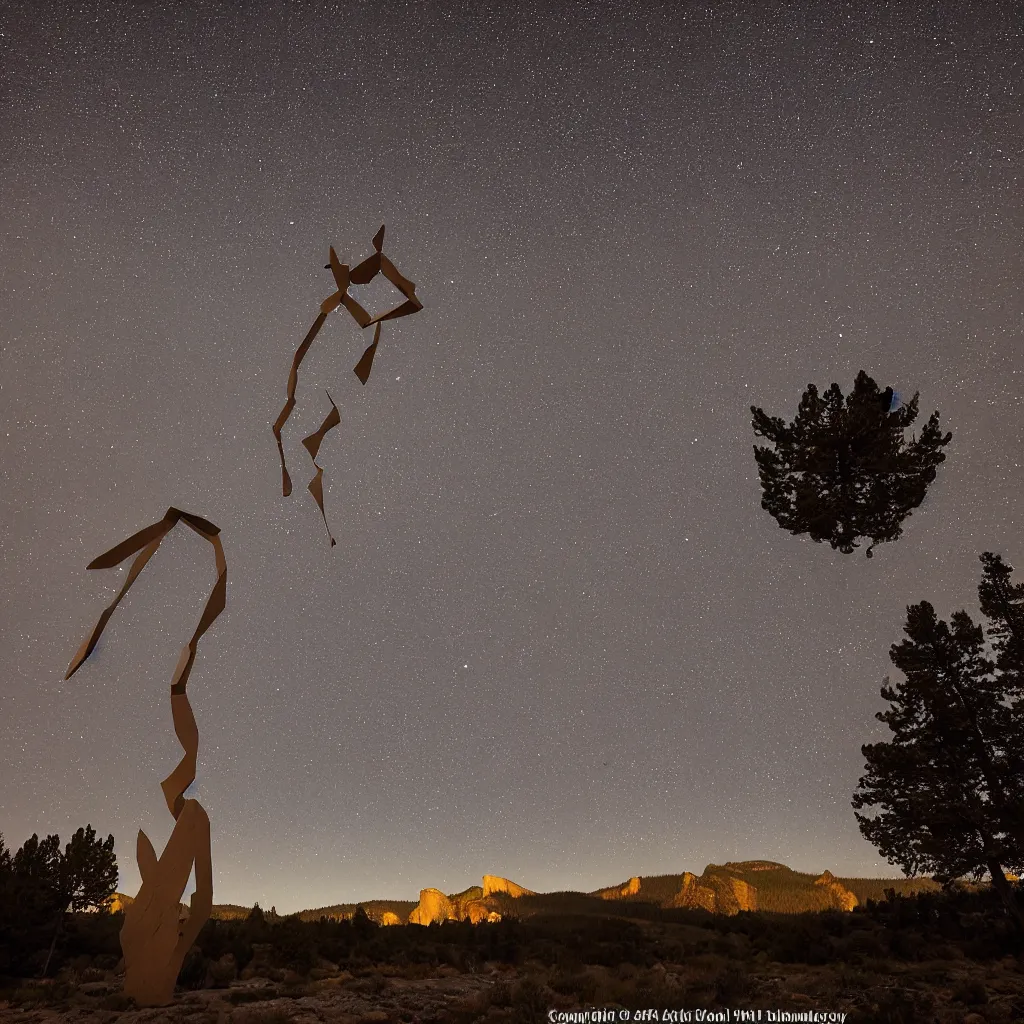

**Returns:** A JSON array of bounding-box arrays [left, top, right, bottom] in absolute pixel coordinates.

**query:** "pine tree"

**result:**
[[751, 370, 952, 556], [979, 551, 1024, 695], [977, 552, 1024, 833], [56, 826, 117, 913], [11, 833, 62, 890], [4, 827, 117, 975], [352, 904, 376, 938], [852, 600, 1024, 928]]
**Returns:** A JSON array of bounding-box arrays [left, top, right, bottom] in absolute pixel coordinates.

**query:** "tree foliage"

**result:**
[[979, 551, 1024, 694], [3, 826, 117, 915], [751, 370, 952, 556], [11, 833, 62, 890], [0, 825, 118, 976], [57, 826, 118, 913], [853, 554, 1024, 926]]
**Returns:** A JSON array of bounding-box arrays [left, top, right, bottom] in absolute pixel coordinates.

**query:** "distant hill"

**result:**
[[107, 892, 257, 921], [587, 861, 941, 916], [105, 860, 973, 924], [294, 899, 418, 925]]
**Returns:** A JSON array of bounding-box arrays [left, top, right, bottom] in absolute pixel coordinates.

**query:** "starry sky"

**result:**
[[2, 2, 1022, 916]]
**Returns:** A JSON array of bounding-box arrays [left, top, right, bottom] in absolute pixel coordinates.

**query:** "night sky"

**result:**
[[2, 2, 1022, 916]]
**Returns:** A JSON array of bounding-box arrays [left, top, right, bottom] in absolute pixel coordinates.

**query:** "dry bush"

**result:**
[[99, 991, 136, 1011], [7, 981, 73, 1007], [812, 963, 874, 1002], [549, 965, 598, 1002], [902, 962, 953, 986], [399, 961, 435, 980], [950, 976, 989, 1006], [207, 956, 238, 988], [488, 978, 513, 1007], [347, 972, 391, 995], [712, 962, 752, 1004], [509, 976, 548, 1023]]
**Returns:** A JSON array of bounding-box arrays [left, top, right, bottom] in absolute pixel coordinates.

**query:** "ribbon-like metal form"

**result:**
[[66, 507, 225, 1006], [272, 225, 423, 541]]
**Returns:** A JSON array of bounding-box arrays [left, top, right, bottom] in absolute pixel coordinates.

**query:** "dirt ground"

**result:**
[[2, 954, 1023, 1024]]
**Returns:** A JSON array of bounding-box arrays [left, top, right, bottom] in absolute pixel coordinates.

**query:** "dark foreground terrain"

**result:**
[[2, 884, 1023, 1023]]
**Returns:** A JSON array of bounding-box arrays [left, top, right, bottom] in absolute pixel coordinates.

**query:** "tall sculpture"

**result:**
[[66, 507, 226, 1006], [60, 225, 423, 1005]]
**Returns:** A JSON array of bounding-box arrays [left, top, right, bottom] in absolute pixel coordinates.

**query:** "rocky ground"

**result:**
[[2, 953, 1024, 1024]]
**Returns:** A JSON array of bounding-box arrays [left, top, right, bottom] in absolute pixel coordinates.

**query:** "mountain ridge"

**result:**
[[107, 860, 970, 922]]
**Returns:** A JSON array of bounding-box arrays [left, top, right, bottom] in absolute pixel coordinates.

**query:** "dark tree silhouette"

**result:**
[[44, 826, 118, 975], [1, 826, 118, 975], [352, 904, 377, 939], [978, 552, 1024, 831], [11, 832, 62, 887], [853, 589, 1024, 929], [0, 837, 59, 976], [979, 551, 1024, 693], [56, 826, 118, 914], [751, 370, 952, 557]]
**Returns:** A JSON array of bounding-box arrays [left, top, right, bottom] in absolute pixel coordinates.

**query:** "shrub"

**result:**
[[861, 985, 936, 1023], [550, 967, 597, 1001], [8, 985, 46, 1007], [842, 928, 887, 961], [950, 977, 988, 1006], [99, 991, 136, 1011], [348, 973, 390, 995], [511, 976, 548, 1024], [8, 981, 73, 1007], [176, 948, 209, 990], [489, 979, 513, 1007], [713, 963, 751, 1004], [206, 955, 237, 988], [888, 929, 928, 961]]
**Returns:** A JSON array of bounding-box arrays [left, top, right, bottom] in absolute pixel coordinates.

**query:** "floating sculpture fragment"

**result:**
[[65, 507, 226, 1006], [302, 391, 342, 547], [271, 225, 423, 539]]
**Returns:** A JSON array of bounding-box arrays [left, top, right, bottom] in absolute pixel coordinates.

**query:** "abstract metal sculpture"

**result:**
[[65, 507, 226, 1006], [301, 390, 342, 547], [272, 224, 423, 542]]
